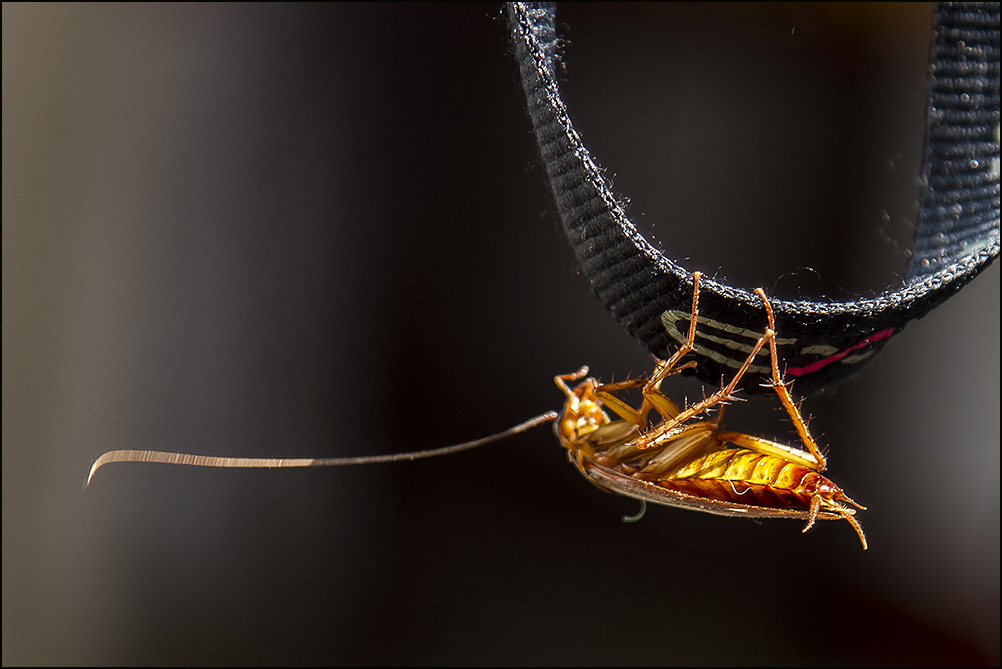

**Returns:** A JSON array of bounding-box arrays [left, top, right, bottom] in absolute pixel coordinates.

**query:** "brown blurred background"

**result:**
[[4, 3, 998, 664]]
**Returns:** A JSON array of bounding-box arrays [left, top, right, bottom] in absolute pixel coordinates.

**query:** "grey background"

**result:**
[[4, 3, 999, 664]]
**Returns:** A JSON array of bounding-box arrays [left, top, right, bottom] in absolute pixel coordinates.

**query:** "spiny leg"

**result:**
[[638, 304, 776, 449], [554, 270, 705, 428], [635, 359, 696, 426], [636, 272, 704, 425], [833, 504, 868, 550], [645, 272, 703, 395], [596, 370, 693, 428], [581, 272, 705, 433], [753, 288, 827, 472]]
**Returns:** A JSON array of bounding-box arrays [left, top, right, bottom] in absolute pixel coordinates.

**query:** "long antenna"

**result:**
[[85, 411, 558, 487]]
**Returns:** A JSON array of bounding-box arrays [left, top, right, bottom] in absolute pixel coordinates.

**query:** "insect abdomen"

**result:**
[[655, 448, 827, 508]]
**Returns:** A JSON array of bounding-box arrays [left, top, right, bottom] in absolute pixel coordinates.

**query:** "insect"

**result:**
[[553, 273, 866, 548], [86, 272, 866, 548]]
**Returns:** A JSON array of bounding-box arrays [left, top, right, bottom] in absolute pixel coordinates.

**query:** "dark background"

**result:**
[[4, 3, 998, 664]]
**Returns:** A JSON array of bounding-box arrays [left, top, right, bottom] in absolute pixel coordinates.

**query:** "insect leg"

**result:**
[[633, 272, 706, 425], [593, 376, 651, 426], [637, 303, 775, 448], [648, 271, 704, 387], [804, 492, 868, 549], [635, 425, 721, 477], [753, 288, 827, 471], [553, 366, 590, 397], [714, 431, 820, 470], [598, 367, 694, 431], [644, 272, 703, 390]]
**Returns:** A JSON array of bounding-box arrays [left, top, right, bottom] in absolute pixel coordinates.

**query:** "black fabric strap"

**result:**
[[910, 3, 1000, 279], [507, 2, 1000, 395]]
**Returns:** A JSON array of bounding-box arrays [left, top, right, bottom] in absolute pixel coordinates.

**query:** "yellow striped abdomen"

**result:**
[[654, 448, 840, 509]]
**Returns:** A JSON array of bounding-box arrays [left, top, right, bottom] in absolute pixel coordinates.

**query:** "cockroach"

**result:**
[[86, 272, 867, 549]]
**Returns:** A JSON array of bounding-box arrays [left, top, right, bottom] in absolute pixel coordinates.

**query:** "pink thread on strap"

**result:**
[[788, 328, 896, 376]]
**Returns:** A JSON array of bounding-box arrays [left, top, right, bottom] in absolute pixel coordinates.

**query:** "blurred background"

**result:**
[[4, 3, 998, 664]]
